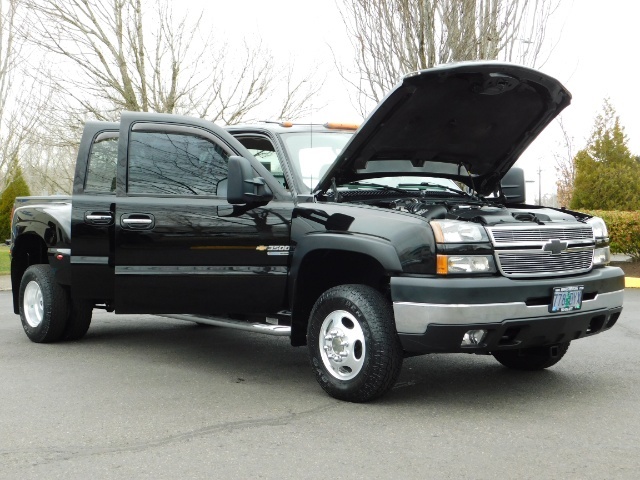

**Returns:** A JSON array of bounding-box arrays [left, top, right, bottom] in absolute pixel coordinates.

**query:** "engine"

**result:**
[[380, 197, 577, 226]]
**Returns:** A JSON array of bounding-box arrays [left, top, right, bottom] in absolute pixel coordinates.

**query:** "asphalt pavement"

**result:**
[[1, 289, 639, 479]]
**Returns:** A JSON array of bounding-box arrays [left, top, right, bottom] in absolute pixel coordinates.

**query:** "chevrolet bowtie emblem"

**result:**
[[542, 239, 568, 255]]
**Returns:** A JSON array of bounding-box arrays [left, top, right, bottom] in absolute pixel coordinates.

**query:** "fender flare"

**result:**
[[288, 232, 402, 301]]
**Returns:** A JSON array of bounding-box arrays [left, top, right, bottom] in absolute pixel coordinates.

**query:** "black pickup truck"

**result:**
[[8, 62, 624, 402]]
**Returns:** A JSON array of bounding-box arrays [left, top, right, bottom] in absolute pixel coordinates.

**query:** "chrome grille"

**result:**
[[490, 227, 593, 244], [496, 250, 594, 277], [487, 225, 595, 278]]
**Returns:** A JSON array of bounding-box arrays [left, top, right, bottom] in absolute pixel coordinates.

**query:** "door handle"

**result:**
[[121, 214, 155, 229], [85, 212, 113, 225], [122, 218, 152, 225]]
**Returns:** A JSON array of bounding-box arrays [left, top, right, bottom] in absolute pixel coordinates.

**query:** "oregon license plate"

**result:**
[[550, 285, 584, 313]]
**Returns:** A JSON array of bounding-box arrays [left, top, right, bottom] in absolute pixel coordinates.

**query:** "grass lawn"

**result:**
[[0, 245, 10, 275]]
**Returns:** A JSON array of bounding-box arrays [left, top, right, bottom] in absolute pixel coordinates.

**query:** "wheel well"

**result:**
[[10, 234, 48, 314], [290, 249, 389, 346]]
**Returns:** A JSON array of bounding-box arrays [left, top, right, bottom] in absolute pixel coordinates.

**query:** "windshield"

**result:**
[[280, 131, 465, 195], [280, 132, 352, 189]]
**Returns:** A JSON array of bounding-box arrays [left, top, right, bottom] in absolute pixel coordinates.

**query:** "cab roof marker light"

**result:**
[[323, 122, 360, 130], [261, 121, 359, 130]]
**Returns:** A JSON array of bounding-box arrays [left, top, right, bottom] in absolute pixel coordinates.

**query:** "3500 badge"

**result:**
[[256, 245, 291, 256]]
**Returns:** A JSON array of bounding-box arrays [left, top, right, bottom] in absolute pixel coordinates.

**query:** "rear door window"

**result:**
[[85, 133, 118, 193]]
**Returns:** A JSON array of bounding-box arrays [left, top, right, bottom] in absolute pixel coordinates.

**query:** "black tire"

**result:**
[[308, 284, 403, 402], [63, 299, 93, 340], [19, 264, 69, 343], [492, 342, 570, 371]]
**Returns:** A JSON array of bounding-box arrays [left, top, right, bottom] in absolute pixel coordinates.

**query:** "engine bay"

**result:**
[[357, 196, 581, 226]]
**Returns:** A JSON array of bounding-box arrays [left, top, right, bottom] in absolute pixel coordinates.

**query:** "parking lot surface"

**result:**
[[1, 290, 639, 479]]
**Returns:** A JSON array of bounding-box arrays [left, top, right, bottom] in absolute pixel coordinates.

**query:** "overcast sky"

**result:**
[[185, 0, 639, 201], [520, 0, 640, 200]]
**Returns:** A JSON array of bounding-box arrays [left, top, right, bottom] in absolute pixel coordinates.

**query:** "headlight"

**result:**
[[586, 217, 608, 240], [437, 254, 497, 274], [593, 247, 611, 266], [430, 221, 494, 274], [586, 217, 610, 266], [430, 220, 489, 243]]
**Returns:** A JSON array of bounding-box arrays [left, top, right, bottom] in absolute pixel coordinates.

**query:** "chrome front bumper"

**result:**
[[390, 267, 625, 336], [393, 289, 624, 334]]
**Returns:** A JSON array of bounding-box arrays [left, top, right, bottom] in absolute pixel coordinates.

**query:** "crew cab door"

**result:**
[[70, 121, 119, 302], [113, 113, 292, 314]]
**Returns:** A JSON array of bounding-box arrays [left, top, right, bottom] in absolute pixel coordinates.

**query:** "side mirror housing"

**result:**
[[227, 156, 273, 205], [500, 167, 526, 204]]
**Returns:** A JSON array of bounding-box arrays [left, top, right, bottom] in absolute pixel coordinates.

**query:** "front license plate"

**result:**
[[550, 285, 584, 313]]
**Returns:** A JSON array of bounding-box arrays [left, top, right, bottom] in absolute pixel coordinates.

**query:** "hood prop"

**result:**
[[331, 177, 342, 203]]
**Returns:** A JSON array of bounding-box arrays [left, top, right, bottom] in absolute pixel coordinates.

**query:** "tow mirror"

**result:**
[[227, 156, 273, 205], [500, 167, 526, 204]]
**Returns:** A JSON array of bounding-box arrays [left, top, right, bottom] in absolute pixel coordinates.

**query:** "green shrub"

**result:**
[[584, 210, 640, 261], [0, 245, 10, 275], [0, 163, 31, 241]]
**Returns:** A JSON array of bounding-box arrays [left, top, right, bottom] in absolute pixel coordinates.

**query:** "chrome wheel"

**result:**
[[23, 280, 44, 328], [309, 285, 403, 402], [19, 264, 69, 343], [319, 309, 366, 380]]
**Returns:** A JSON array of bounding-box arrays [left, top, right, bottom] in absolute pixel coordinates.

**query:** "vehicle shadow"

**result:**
[[73, 314, 313, 383], [381, 352, 612, 408], [66, 313, 615, 410]]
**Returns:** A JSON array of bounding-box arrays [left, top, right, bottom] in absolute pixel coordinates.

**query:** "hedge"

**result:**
[[583, 210, 640, 261]]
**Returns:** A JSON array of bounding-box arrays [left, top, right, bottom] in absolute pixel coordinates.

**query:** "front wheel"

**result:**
[[19, 264, 69, 343], [492, 342, 570, 370], [308, 284, 403, 402]]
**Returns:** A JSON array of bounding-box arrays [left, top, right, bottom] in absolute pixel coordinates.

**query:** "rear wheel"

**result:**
[[308, 284, 403, 402], [63, 299, 93, 340], [492, 342, 570, 370], [19, 264, 68, 343]]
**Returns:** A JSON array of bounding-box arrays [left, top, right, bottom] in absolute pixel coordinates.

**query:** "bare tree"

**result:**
[[337, 0, 559, 114], [21, 0, 319, 124], [2, 0, 322, 195], [1, 0, 52, 188], [21, 142, 76, 195], [0, 0, 15, 125], [554, 118, 575, 208], [192, 42, 320, 125], [1, 0, 24, 179]]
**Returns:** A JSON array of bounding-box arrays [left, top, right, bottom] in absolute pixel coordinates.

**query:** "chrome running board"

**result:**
[[162, 314, 291, 336]]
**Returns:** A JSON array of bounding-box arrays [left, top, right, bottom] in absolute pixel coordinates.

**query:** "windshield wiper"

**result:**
[[342, 181, 413, 195], [398, 182, 471, 197]]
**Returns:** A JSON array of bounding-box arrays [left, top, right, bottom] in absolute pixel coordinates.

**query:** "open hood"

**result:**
[[316, 62, 571, 196]]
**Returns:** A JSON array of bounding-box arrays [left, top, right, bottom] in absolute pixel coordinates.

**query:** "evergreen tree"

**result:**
[[0, 159, 31, 240], [570, 100, 640, 211]]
